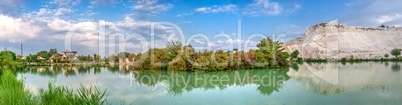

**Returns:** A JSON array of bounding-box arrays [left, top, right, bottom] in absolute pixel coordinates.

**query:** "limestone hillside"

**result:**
[[283, 21, 402, 59]]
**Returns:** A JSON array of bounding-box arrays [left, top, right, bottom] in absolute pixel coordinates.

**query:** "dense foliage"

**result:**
[[15, 37, 290, 71], [0, 50, 23, 72], [130, 38, 290, 71]]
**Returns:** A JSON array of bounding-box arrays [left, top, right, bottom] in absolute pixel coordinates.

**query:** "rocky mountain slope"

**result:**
[[284, 21, 402, 59]]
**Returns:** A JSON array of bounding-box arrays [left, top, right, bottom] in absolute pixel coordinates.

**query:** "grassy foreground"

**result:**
[[0, 70, 107, 105]]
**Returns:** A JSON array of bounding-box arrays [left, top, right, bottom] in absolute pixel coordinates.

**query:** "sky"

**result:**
[[0, 0, 401, 56]]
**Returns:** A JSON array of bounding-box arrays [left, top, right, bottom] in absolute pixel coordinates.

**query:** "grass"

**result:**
[[39, 83, 107, 105], [0, 70, 36, 105], [0, 69, 108, 105]]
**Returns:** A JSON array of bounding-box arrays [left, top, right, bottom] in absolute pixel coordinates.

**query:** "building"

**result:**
[[48, 50, 78, 62], [61, 50, 78, 61]]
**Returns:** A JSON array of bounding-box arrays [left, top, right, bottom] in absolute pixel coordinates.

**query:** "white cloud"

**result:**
[[192, 0, 301, 16], [0, 10, 180, 55], [177, 12, 193, 17], [0, 14, 41, 43], [0, 0, 22, 15], [37, 8, 53, 17], [48, 19, 72, 31], [376, 14, 402, 24], [287, 3, 302, 13], [342, 0, 402, 27], [132, 0, 173, 16], [194, 4, 238, 14], [55, 7, 73, 16], [90, 0, 117, 6], [194, 7, 208, 13], [243, 0, 283, 16], [51, 0, 81, 7], [183, 21, 192, 24]]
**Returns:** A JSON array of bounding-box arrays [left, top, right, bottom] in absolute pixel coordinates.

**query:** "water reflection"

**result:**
[[17, 62, 402, 104], [132, 69, 290, 95], [19, 66, 290, 96], [288, 62, 402, 95], [392, 63, 401, 72]]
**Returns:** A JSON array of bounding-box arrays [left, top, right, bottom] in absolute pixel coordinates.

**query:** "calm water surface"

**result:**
[[17, 62, 402, 105]]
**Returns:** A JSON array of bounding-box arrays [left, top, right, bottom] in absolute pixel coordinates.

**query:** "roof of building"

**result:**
[[62, 51, 77, 53]]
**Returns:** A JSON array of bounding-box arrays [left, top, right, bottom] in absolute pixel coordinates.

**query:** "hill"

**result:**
[[284, 21, 402, 59]]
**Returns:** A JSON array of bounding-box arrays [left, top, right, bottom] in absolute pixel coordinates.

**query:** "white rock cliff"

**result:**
[[284, 22, 402, 59]]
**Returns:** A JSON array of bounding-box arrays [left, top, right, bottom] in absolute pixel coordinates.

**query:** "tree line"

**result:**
[[128, 37, 289, 71], [18, 37, 290, 71]]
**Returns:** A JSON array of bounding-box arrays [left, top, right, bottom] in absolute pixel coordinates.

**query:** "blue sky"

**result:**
[[0, 0, 401, 56]]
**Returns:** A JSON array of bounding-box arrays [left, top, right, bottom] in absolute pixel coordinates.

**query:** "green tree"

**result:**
[[104, 57, 109, 64], [49, 48, 57, 54], [212, 49, 229, 71], [165, 41, 188, 71], [94, 54, 101, 62], [379, 24, 385, 29], [184, 45, 195, 70], [27, 54, 37, 62], [77, 55, 86, 61], [0, 49, 16, 61], [66, 53, 76, 63], [117, 52, 130, 59], [129, 39, 289, 71], [256, 38, 289, 67], [128, 53, 136, 62], [37, 50, 52, 61], [0, 50, 18, 71], [114, 56, 119, 63], [391, 49, 401, 58], [384, 54, 389, 58], [193, 50, 214, 71], [290, 50, 299, 59], [54, 54, 60, 63]]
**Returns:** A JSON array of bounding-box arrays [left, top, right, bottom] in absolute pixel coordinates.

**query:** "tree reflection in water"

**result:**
[[392, 63, 401, 72], [132, 69, 290, 96], [20, 66, 92, 77], [20, 66, 291, 96]]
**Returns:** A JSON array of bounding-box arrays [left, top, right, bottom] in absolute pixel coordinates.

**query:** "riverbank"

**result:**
[[0, 69, 108, 105], [294, 58, 402, 63], [1, 50, 109, 105], [25, 62, 111, 67]]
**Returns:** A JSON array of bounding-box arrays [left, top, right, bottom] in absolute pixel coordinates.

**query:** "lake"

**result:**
[[17, 62, 402, 105]]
